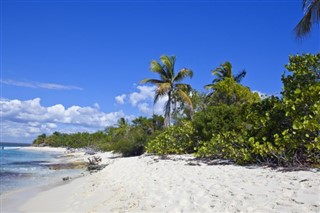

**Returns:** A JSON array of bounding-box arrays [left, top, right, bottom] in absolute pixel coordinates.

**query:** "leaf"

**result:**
[[294, 88, 301, 94]]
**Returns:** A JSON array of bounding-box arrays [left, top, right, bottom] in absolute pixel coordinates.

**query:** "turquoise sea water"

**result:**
[[0, 148, 83, 194]]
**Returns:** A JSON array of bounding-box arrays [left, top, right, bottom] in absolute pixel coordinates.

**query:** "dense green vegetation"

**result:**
[[33, 53, 320, 167]]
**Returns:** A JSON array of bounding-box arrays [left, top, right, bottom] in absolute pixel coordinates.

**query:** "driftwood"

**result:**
[[88, 156, 102, 165], [87, 156, 106, 172]]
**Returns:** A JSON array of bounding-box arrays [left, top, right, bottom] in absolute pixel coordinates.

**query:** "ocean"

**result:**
[[0, 147, 84, 194]]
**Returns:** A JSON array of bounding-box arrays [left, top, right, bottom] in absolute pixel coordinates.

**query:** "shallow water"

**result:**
[[0, 148, 84, 194]]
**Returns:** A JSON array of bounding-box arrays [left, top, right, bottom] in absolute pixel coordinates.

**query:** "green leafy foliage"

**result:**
[[32, 133, 47, 145], [146, 121, 195, 155], [33, 131, 109, 149], [278, 53, 320, 164], [193, 104, 244, 142], [32, 53, 319, 166], [33, 116, 165, 157], [195, 53, 320, 166], [208, 78, 260, 106], [107, 126, 149, 157], [196, 130, 252, 165], [243, 97, 290, 164]]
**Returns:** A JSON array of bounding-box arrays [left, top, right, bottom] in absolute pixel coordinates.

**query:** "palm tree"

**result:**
[[205, 61, 246, 90], [117, 117, 128, 129], [141, 55, 193, 127], [295, 0, 320, 38]]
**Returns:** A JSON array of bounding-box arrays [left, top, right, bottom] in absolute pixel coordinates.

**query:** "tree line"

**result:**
[[34, 53, 320, 167]]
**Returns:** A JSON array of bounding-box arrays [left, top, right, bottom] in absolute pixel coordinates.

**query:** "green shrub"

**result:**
[[108, 127, 148, 157], [208, 78, 260, 106], [146, 121, 195, 155], [276, 53, 320, 164], [195, 130, 253, 164], [192, 104, 244, 142]]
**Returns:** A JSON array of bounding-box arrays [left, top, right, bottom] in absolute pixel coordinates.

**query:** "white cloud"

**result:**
[[0, 79, 82, 90], [129, 85, 155, 106], [47, 123, 57, 129], [137, 103, 152, 114], [93, 103, 100, 109], [0, 98, 131, 143], [119, 85, 168, 116], [153, 96, 168, 115], [115, 94, 126, 105]]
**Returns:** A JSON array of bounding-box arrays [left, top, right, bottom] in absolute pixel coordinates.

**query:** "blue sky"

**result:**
[[1, 0, 319, 143]]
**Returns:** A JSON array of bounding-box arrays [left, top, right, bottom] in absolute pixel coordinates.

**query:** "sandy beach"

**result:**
[[1, 148, 320, 213]]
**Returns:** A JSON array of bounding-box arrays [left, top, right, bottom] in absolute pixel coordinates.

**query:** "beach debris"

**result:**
[[87, 156, 107, 172], [88, 156, 102, 165], [62, 176, 71, 181]]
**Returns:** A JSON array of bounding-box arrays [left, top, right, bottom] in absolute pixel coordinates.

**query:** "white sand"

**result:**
[[2, 152, 319, 213]]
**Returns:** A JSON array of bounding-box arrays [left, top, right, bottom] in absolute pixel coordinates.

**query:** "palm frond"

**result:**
[[295, 0, 320, 37], [204, 83, 216, 90], [141, 78, 165, 84], [161, 55, 176, 79], [153, 83, 170, 104], [157, 82, 171, 93], [174, 68, 193, 82], [177, 89, 193, 109], [211, 71, 224, 84], [175, 83, 192, 92], [224, 61, 232, 67], [150, 60, 168, 80], [303, 0, 310, 9], [212, 67, 224, 80], [234, 69, 247, 83], [222, 61, 232, 76], [154, 92, 162, 104], [212, 68, 223, 76], [295, 9, 313, 37]]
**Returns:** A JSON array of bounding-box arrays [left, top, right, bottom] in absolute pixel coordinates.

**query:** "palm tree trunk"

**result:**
[[165, 91, 172, 127]]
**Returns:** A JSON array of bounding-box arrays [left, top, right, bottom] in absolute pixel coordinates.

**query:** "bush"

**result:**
[[192, 104, 244, 142], [108, 127, 148, 157], [208, 78, 260, 106], [195, 53, 320, 166], [146, 121, 195, 155], [196, 130, 252, 164], [276, 53, 320, 164]]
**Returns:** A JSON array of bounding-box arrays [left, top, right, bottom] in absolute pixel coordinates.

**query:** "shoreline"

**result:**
[[1, 172, 86, 213], [1, 149, 319, 212], [0, 146, 93, 212]]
